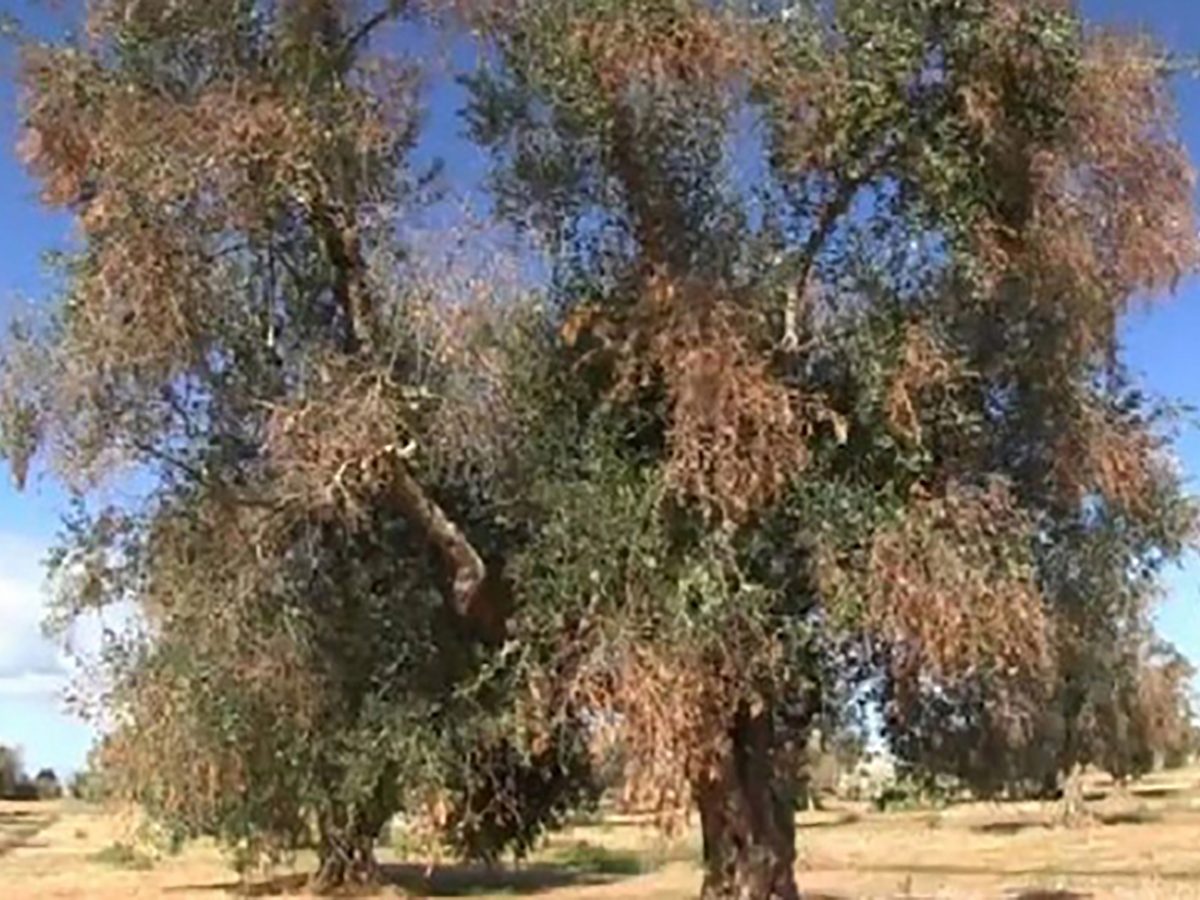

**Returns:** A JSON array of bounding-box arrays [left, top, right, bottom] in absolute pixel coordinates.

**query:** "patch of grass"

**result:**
[[90, 841, 155, 870], [1098, 807, 1163, 826], [547, 840, 646, 876]]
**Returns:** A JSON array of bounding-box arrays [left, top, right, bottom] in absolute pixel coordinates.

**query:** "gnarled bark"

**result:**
[[312, 824, 380, 894], [311, 779, 401, 894], [696, 708, 799, 900], [308, 188, 506, 641], [387, 462, 485, 613]]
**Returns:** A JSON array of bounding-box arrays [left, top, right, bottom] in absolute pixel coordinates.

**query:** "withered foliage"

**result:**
[[956, 18, 1199, 360], [551, 620, 781, 826], [262, 358, 412, 519], [1051, 396, 1171, 520], [564, 3, 751, 97], [1026, 34, 1196, 301], [1133, 644, 1196, 767], [859, 481, 1051, 706], [617, 276, 814, 522], [71, 490, 331, 859], [3, 2, 1199, 896], [14, 18, 419, 486], [883, 323, 964, 447], [381, 226, 537, 482]]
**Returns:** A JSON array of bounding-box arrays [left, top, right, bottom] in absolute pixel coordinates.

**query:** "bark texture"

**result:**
[[1058, 762, 1091, 827], [696, 709, 799, 900], [311, 188, 506, 641], [312, 828, 379, 894]]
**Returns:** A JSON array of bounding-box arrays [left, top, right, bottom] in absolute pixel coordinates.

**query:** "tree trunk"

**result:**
[[313, 839, 378, 893], [1058, 763, 1089, 827], [1039, 767, 1061, 801], [312, 815, 381, 893], [696, 708, 799, 900]]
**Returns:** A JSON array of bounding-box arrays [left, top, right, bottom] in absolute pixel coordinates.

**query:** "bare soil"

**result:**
[[3, 767, 1199, 899]]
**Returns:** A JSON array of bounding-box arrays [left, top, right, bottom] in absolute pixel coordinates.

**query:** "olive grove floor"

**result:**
[[3, 767, 1200, 899]]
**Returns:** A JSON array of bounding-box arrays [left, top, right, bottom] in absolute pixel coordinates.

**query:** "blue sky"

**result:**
[[0, 0, 1199, 776]]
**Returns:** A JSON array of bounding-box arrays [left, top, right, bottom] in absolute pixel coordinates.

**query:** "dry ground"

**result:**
[[3, 767, 1200, 899]]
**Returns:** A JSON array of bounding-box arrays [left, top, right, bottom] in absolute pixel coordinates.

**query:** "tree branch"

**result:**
[[386, 452, 507, 641], [339, 1, 409, 70], [776, 143, 898, 350], [307, 193, 379, 356], [129, 439, 278, 510], [387, 459, 485, 613], [300, 175, 498, 635]]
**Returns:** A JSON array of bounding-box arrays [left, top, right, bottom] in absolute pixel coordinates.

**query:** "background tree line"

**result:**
[[0, 745, 62, 801]]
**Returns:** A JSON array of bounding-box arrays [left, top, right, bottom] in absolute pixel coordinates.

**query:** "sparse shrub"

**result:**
[[69, 757, 111, 804], [874, 772, 957, 812], [90, 842, 154, 870], [550, 841, 645, 876]]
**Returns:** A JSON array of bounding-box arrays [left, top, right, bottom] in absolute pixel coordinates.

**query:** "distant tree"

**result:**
[[68, 772, 96, 802], [1127, 642, 1196, 775], [33, 768, 62, 801], [0, 745, 24, 797], [797, 708, 868, 810], [7, 782, 38, 801], [67, 744, 112, 803]]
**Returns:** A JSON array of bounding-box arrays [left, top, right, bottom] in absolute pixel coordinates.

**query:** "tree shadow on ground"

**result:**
[[795, 813, 862, 831], [973, 805, 1168, 833], [570, 816, 656, 830], [851, 863, 1200, 883], [0, 809, 41, 822], [1096, 809, 1163, 826], [1127, 785, 1183, 799], [166, 874, 310, 897], [972, 820, 1049, 836], [170, 860, 648, 897], [382, 862, 632, 896], [0, 810, 57, 857]]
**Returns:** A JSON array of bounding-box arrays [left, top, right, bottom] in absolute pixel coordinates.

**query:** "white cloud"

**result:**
[[0, 533, 110, 773], [0, 533, 66, 691], [0, 531, 134, 711], [0, 671, 66, 698]]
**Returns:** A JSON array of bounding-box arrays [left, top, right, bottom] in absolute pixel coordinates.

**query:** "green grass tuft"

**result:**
[[548, 840, 646, 876], [90, 841, 155, 870]]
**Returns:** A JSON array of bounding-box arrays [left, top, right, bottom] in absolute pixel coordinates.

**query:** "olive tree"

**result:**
[[2, 0, 589, 886], [459, 1, 1198, 896]]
